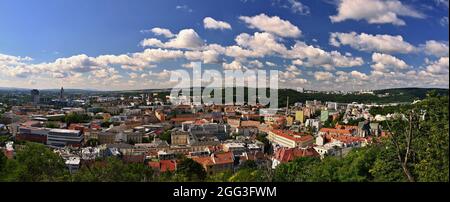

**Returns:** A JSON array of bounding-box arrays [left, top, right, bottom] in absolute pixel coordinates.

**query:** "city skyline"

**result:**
[[0, 0, 449, 91]]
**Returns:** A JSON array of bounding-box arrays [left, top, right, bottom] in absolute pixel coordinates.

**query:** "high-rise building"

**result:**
[[31, 89, 40, 105], [60, 87, 64, 100]]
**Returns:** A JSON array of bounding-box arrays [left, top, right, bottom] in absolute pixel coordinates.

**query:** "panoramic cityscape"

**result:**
[[0, 0, 448, 191]]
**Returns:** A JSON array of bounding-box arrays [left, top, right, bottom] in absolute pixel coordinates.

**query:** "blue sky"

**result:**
[[0, 0, 448, 91]]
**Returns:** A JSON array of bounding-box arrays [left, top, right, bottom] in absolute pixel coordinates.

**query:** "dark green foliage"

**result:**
[[407, 94, 449, 181], [228, 168, 267, 182], [100, 121, 113, 128], [85, 138, 100, 147], [142, 136, 153, 143], [206, 171, 233, 182], [72, 157, 154, 182], [256, 133, 271, 154], [274, 157, 322, 182], [0, 151, 6, 172], [2, 143, 69, 182], [93, 114, 104, 120], [0, 135, 11, 146], [278, 88, 448, 107], [44, 122, 59, 128], [240, 160, 257, 170], [175, 157, 207, 181], [160, 130, 171, 144], [345, 117, 366, 126], [65, 113, 91, 124], [47, 115, 65, 122]]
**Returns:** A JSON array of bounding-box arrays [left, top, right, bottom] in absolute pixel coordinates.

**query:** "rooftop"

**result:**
[[271, 129, 314, 143], [49, 128, 81, 134]]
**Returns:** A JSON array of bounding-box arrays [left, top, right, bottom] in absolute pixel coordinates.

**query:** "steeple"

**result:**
[[286, 96, 289, 115]]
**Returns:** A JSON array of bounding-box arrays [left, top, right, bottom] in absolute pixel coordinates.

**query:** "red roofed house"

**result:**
[[272, 147, 320, 168], [318, 128, 355, 136], [267, 129, 314, 148], [170, 114, 197, 126], [69, 123, 88, 133], [191, 152, 234, 175], [148, 160, 177, 173]]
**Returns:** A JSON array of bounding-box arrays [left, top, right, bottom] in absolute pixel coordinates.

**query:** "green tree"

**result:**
[[256, 133, 271, 154], [0, 114, 12, 132], [175, 158, 206, 181], [101, 121, 113, 128], [142, 136, 153, 143], [0, 158, 21, 181], [85, 138, 100, 147], [0, 151, 6, 172], [0, 135, 11, 146], [369, 143, 406, 182], [14, 143, 69, 182], [228, 169, 266, 182], [273, 157, 321, 182], [336, 146, 379, 182], [65, 113, 91, 125], [45, 122, 59, 128], [207, 171, 233, 182], [410, 94, 449, 181], [239, 160, 257, 170], [72, 157, 154, 182], [373, 93, 449, 182], [160, 130, 172, 144]]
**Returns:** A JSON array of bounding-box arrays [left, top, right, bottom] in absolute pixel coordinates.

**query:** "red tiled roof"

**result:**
[[148, 161, 160, 169], [160, 160, 177, 172], [326, 134, 366, 144], [148, 160, 177, 172], [319, 128, 353, 136], [194, 119, 209, 125], [170, 117, 197, 122], [212, 152, 234, 164], [192, 152, 234, 166], [192, 156, 213, 166], [274, 147, 319, 163], [69, 124, 88, 132], [271, 129, 313, 143], [335, 124, 359, 130], [91, 124, 101, 130], [175, 105, 191, 109]]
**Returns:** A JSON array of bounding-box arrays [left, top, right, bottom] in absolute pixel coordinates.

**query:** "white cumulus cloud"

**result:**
[[371, 53, 409, 72], [203, 17, 232, 30], [330, 32, 416, 54], [141, 29, 204, 49], [330, 0, 425, 26], [422, 40, 449, 57], [239, 14, 302, 38]]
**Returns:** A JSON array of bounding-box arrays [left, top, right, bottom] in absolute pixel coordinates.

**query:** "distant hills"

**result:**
[[0, 87, 447, 104], [0, 87, 98, 93], [278, 88, 448, 105]]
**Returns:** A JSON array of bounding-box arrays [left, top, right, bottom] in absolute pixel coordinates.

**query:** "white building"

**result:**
[[305, 119, 321, 131], [65, 157, 81, 173], [223, 142, 246, 153], [47, 129, 84, 147]]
